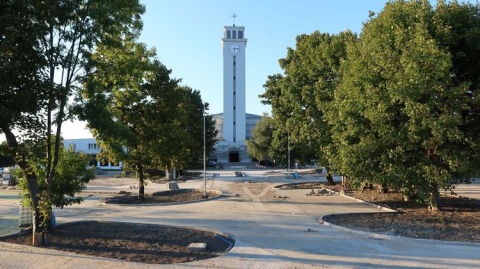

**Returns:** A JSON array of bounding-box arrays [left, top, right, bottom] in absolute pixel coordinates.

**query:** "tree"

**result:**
[[0, 0, 49, 149], [260, 31, 356, 184], [329, 0, 480, 209], [259, 0, 480, 209], [81, 39, 217, 199], [246, 113, 275, 162], [156, 87, 217, 175], [143, 86, 217, 179], [0, 143, 16, 167], [431, 0, 480, 180], [82, 39, 172, 200], [16, 142, 94, 210], [0, 0, 145, 245]]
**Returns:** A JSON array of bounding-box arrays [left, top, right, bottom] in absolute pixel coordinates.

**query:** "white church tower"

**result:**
[[211, 15, 260, 163], [221, 21, 247, 146]]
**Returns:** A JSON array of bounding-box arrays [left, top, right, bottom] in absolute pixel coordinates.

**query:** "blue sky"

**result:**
[[59, 0, 474, 138], [138, 0, 386, 116]]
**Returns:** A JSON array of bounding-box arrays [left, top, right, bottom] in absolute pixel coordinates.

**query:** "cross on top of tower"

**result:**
[[231, 12, 238, 26]]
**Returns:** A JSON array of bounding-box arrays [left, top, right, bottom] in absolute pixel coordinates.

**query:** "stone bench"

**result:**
[[230, 166, 246, 171], [167, 181, 179, 190]]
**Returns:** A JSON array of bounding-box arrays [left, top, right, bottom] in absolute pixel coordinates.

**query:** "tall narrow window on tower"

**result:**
[[232, 30, 236, 39], [238, 30, 243, 39], [227, 30, 231, 39], [232, 52, 237, 144]]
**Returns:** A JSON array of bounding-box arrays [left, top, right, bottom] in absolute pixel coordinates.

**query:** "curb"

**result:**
[[336, 192, 398, 212], [319, 189, 480, 246], [273, 181, 328, 189], [272, 182, 397, 212], [102, 189, 224, 207], [1, 220, 238, 253], [321, 219, 395, 241], [320, 218, 480, 247]]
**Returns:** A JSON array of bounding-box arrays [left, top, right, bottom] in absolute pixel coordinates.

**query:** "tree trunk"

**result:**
[[165, 168, 170, 180], [429, 185, 441, 211], [32, 212, 51, 246], [25, 175, 51, 246], [402, 187, 417, 202], [326, 173, 335, 185], [137, 163, 145, 200], [33, 232, 51, 246], [26, 175, 43, 245], [379, 183, 388, 193], [325, 166, 335, 185], [2, 126, 51, 245], [341, 176, 350, 190]]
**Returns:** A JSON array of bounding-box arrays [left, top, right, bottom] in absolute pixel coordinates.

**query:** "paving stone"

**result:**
[[188, 242, 206, 251]]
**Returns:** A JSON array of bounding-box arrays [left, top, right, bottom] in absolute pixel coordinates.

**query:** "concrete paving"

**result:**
[[450, 179, 480, 200], [1, 170, 480, 268]]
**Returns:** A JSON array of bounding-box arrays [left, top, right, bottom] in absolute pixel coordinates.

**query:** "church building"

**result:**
[[210, 20, 261, 163]]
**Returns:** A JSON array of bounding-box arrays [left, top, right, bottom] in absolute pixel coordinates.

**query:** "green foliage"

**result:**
[[329, 0, 480, 208], [81, 36, 217, 197], [81, 41, 173, 198], [0, 143, 15, 167], [16, 148, 94, 209], [260, 31, 356, 181], [0, 0, 48, 141], [246, 113, 275, 161], [1, 0, 146, 237], [262, 0, 480, 208], [147, 87, 217, 171]]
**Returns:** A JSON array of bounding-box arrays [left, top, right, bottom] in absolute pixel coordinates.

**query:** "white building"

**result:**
[[64, 138, 122, 170], [211, 21, 262, 163]]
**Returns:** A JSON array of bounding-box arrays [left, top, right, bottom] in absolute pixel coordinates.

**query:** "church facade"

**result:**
[[210, 22, 261, 163]]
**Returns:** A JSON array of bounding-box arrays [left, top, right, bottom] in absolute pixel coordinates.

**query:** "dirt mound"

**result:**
[[324, 188, 480, 243], [102, 189, 220, 204], [1, 221, 234, 264]]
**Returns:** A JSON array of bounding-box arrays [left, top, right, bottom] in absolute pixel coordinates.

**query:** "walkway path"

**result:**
[[1, 171, 479, 268]]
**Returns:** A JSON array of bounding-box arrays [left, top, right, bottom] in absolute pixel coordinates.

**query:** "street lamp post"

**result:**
[[287, 130, 290, 172], [203, 103, 208, 198]]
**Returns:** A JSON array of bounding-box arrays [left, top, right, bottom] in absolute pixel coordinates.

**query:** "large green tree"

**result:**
[[81, 39, 217, 199], [261, 0, 480, 209], [0, 0, 48, 149], [246, 113, 275, 162], [329, 0, 480, 209], [432, 0, 480, 180], [82, 39, 172, 200], [155, 86, 217, 175], [15, 141, 95, 210], [260, 31, 356, 183], [0, 0, 144, 244]]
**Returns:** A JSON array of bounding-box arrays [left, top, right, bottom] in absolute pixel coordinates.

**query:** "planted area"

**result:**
[[1, 221, 234, 264]]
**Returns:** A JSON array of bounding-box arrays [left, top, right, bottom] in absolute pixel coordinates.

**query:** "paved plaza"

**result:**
[[1, 169, 479, 268]]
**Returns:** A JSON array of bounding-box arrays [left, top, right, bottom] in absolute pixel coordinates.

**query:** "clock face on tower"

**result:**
[[229, 43, 240, 55]]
